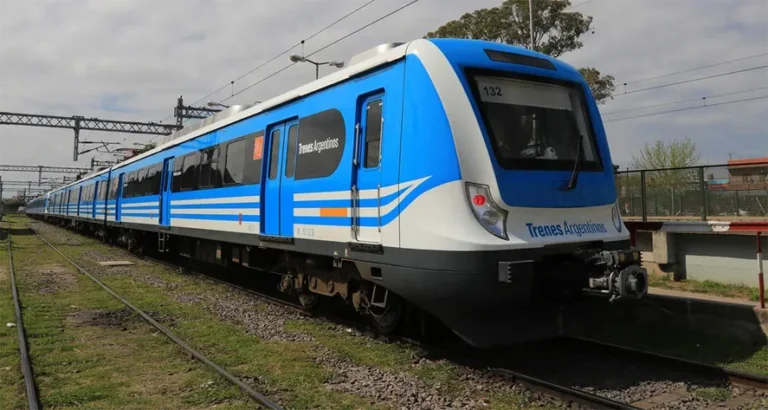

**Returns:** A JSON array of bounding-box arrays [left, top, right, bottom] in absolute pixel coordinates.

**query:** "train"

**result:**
[[26, 38, 648, 347]]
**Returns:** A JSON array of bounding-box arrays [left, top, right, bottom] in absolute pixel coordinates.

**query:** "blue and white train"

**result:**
[[27, 39, 647, 347]]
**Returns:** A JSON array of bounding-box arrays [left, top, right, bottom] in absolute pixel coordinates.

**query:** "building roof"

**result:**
[[727, 157, 768, 166]]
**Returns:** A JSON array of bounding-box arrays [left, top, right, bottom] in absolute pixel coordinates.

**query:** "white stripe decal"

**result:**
[[122, 201, 158, 208], [293, 176, 429, 202], [171, 196, 260, 205], [171, 208, 260, 216]]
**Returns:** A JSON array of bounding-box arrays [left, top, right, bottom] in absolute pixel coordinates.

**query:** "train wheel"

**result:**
[[298, 293, 319, 311], [370, 292, 403, 334]]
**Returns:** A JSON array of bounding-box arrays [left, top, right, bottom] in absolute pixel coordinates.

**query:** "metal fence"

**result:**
[[616, 163, 768, 221]]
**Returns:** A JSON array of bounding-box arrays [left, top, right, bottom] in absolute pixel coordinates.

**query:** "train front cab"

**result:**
[[375, 39, 647, 348]]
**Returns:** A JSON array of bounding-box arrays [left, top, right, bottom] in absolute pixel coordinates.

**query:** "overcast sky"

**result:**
[[1, 0, 766, 196]]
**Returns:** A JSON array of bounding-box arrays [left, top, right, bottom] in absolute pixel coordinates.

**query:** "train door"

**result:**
[[77, 186, 83, 217], [262, 123, 286, 236], [116, 173, 124, 221], [280, 121, 299, 236], [159, 158, 173, 227], [352, 94, 385, 243]]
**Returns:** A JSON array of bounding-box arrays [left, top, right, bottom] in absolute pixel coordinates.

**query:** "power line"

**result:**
[[620, 52, 768, 86], [610, 65, 768, 98], [604, 95, 767, 123], [180, 0, 380, 113], [601, 86, 768, 116], [219, 0, 422, 104]]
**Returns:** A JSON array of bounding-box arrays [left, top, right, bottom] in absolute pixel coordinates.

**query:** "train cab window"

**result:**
[[268, 129, 281, 180], [199, 147, 220, 189], [180, 152, 200, 191], [285, 124, 298, 178], [364, 99, 383, 168], [172, 158, 184, 192], [223, 138, 245, 185]]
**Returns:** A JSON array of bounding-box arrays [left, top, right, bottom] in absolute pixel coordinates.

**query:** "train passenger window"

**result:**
[[172, 158, 184, 192], [137, 168, 148, 196], [241, 131, 264, 185], [285, 124, 298, 178], [268, 129, 281, 180], [109, 177, 119, 200], [199, 147, 220, 189], [295, 109, 345, 180], [124, 172, 136, 198], [364, 99, 383, 168], [180, 152, 200, 191], [223, 138, 245, 185], [147, 164, 162, 195]]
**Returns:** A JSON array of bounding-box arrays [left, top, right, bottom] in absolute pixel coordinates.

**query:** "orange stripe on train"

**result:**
[[320, 208, 348, 217]]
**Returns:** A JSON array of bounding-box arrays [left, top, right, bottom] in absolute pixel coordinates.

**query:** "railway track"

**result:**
[[24, 223, 285, 410], [121, 239, 768, 409], [25, 220, 768, 410], [5, 226, 40, 409]]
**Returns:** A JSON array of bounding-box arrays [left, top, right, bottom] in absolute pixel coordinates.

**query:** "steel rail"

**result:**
[[6, 227, 41, 409], [566, 335, 768, 391], [26, 224, 284, 410]]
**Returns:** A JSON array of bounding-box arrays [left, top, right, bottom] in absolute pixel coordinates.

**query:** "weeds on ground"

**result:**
[[649, 272, 761, 302]]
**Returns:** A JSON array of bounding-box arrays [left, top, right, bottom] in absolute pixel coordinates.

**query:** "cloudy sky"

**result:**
[[1, 0, 766, 196]]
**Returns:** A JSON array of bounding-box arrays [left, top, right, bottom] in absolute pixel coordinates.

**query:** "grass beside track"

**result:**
[[12, 215, 551, 410], [0, 217, 255, 409], [649, 272, 762, 302]]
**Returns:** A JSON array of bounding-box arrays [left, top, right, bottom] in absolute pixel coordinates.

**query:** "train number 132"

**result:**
[[483, 86, 503, 97]]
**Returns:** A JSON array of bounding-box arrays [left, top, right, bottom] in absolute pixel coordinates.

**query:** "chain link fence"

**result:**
[[616, 163, 768, 221]]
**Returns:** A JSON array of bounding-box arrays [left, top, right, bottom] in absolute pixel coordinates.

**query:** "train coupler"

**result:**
[[580, 249, 648, 302]]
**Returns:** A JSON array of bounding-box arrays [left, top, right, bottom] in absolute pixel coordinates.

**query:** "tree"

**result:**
[[631, 137, 701, 189], [425, 0, 615, 103]]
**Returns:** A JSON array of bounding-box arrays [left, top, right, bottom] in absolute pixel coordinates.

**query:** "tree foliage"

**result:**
[[631, 138, 701, 188], [425, 0, 615, 103]]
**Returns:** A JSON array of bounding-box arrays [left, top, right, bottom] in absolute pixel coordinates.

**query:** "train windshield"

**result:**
[[471, 75, 602, 172]]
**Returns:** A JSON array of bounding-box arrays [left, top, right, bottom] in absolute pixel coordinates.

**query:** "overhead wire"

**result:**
[[620, 51, 768, 85], [147, 0, 382, 144], [609, 65, 768, 98], [604, 95, 767, 123], [601, 86, 768, 115], [218, 0, 422, 104], [185, 0, 381, 109]]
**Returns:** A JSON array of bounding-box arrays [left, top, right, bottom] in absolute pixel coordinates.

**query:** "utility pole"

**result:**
[[529, 0, 535, 51], [174, 96, 221, 128]]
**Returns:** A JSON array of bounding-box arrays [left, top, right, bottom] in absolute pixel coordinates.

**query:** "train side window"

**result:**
[[364, 99, 383, 168], [285, 124, 298, 178], [199, 147, 220, 189], [172, 157, 184, 192], [137, 168, 148, 196], [223, 138, 245, 185], [294, 109, 345, 180], [268, 129, 281, 180], [148, 164, 162, 195], [181, 152, 200, 191], [124, 172, 136, 198], [241, 132, 265, 185]]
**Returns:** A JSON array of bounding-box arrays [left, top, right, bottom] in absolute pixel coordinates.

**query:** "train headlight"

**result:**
[[466, 182, 509, 240]]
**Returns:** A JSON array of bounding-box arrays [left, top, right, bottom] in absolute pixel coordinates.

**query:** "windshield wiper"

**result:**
[[565, 135, 583, 190]]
